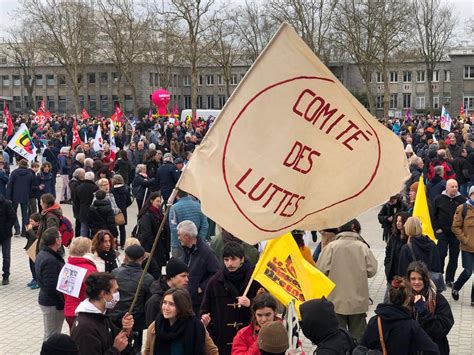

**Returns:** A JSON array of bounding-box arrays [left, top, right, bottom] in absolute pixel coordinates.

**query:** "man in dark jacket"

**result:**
[[145, 258, 189, 326], [177, 220, 220, 314], [110, 245, 153, 354], [0, 195, 17, 285], [156, 153, 180, 203], [6, 159, 33, 235], [35, 227, 65, 340], [43, 142, 60, 196], [69, 168, 84, 237], [300, 297, 355, 354], [452, 148, 471, 197], [75, 171, 98, 237], [431, 179, 466, 287]]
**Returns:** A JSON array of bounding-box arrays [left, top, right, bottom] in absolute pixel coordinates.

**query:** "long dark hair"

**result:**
[[138, 191, 162, 219], [91, 230, 116, 253], [161, 287, 194, 319], [406, 261, 431, 295], [391, 211, 411, 241]]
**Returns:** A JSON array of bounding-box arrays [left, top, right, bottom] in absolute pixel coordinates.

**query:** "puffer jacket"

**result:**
[[452, 202, 474, 252], [88, 198, 118, 237]]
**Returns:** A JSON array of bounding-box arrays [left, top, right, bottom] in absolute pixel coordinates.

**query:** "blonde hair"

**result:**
[[404, 217, 423, 237], [69, 237, 92, 256], [123, 237, 141, 249]]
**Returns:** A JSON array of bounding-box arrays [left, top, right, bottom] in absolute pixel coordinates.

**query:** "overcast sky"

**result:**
[[0, 0, 472, 41]]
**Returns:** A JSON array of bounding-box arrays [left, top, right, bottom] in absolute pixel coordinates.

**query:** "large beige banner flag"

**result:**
[[179, 23, 410, 244]]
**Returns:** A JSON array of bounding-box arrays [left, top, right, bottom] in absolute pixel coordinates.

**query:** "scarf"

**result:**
[[98, 250, 117, 272], [468, 198, 474, 207], [223, 259, 251, 294], [149, 204, 163, 220], [154, 315, 205, 355]]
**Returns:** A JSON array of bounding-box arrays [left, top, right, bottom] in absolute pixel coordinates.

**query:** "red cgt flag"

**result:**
[[3, 102, 13, 136], [82, 108, 90, 120], [34, 99, 51, 126], [72, 118, 82, 149]]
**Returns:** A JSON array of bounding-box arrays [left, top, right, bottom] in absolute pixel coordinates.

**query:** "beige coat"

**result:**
[[143, 320, 219, 355], [452, 203, 474, 253], [316, 231, 378, 315]]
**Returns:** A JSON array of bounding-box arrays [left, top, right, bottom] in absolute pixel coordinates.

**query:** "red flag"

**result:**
[[3, 102, 13, 136], [34, 99, 51, 126], [72, 118, 82, 149], [82, 108, 90, 120]]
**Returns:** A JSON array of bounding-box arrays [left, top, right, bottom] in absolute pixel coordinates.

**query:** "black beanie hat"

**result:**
[[41, 334, 78, 355], [125, 244, 146, 261], [166, 258, 189, 278]]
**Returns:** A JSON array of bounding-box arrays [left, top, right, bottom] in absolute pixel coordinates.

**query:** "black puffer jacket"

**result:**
[[35, 247, 65, 309], [384, 232, 406, 283], [76, 180, 98, 223], [88, 198, 118, 237], [300, 297, 355, 354]]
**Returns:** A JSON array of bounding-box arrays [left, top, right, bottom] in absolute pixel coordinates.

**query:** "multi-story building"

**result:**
[[1, 43, 474, 118]]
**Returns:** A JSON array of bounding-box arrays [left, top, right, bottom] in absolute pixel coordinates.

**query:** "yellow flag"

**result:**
[[250, 233, 335, 315], [413, 175, 436, 243]]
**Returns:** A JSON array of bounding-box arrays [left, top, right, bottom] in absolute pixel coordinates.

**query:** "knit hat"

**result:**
[[404, 144, 414, 154], [166, 258, 189, 278], [40, 334, 78, 355], [163, 152, 173, 161], [258, 321, 289, 353], [125, 244, 146, 261], [18, 159, 28, 168], [469, 186, 474, 197]]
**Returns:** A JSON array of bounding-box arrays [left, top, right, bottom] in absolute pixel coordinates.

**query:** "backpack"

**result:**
[[59, 215, 74, 247]]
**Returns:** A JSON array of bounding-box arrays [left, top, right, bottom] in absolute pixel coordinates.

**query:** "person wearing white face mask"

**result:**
[[71, 272, 134, 354]]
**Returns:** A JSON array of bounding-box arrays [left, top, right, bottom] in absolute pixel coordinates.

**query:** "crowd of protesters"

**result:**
[[0, 111, 473, 355]]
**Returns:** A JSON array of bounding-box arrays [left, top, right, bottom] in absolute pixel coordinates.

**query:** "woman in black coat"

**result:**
[[132, 164, 156, 210], [407, 261, 454, 355], [137, 192, 170, 270], [76, 173, 99, 237], [385, 212, 410, 284], [378, 194, 407, 242], [88, 190, 118, 238], [114, 150, 134, 186], [111, 174, 132, 249]]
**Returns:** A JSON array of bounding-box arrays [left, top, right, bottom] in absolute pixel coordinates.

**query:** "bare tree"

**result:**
[[4, 21, 40, 110], [159, 0, 216, 116], [334, 0, 381, 114], [231, 0, 277, 63], [267, 0, 338, 63], [207, 13, 241, 98], [412, 0, 454, 114], [22, 0, 97, 115], [96, 0, 150, 116]]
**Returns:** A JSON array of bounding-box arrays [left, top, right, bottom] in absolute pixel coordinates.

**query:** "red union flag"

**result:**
[[82, 108, 90, 120], [72, 118, 82, 149], [178, 23, 410, 244], [34, 99, 51, 126], [3, 103, 13, 136]]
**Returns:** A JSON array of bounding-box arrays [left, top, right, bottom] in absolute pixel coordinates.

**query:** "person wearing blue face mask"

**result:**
[[71, 272, 134, 354]]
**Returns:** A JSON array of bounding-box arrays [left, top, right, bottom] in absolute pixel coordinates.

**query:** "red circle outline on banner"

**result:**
[[222, 76, 382, 232]]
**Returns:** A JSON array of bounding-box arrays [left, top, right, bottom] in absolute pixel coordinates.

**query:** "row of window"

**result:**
[[375, 70, 450, 84], [375, 93, 449, 110], [0, 73, 123, 87], [148, 73, 243, 88]]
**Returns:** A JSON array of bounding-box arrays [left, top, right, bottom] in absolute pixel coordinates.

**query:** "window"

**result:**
[[198, 75, 203, 86], [207, 95, 214, 109], [197, 95, 203, 109], [218, 95, 226, 108], [403, 93, 411, 108], [58, 96, 66, 112], [206, 75, 214, 86], [125, 95, 133, 112], [36, 96, 43, 108], [100, 95, 108, 112], [46, 74, 55, 86], [403, 71, 412, 82], [376, 95, 383, 109], [217, 75, 224, 86], [444, 70, 450, 82], [2, 75, 10, 86], [0, 56, 6, 64], [88, 73, 96, 84], [173, 74, 179, 87], [433, 95, 439, 109], [443, 96, 451, 105], [100, 72, 108, 84], [389, 94, 398, 109], [464, 96, 474, 111], [376, 72, 384, 83], [184, 95, 191, 109], [13, 75, 21, 86], [149, 73, 153, 86], [416, 70, 425, 82], [58, 74, 66, 85], [13, 96, 21, 110], [389, 71, 398, 83], [432, 70, 439, 82], [183, 75, 191, 86], [36, 74, 43, 86], [154, 73, 159, 86], [416, 96, 425, 109], [23, 96, 30, 110], [112, 95, 119, 107], [464, 66, 474, 79], [47, 96, 55, 110], [112, 72, 118, 84], [230, 74, 238, 85], [88, 95, 96, 112]]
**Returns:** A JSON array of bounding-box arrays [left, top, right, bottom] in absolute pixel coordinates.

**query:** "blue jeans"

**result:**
[[80, 222, 90, 238], [1, 237, 11, 279], [13, 202, 29, 234], [453, 251, 474, 291]]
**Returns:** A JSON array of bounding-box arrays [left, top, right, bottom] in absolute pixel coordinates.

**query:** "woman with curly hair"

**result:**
[[89, 230, 118, 273]]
